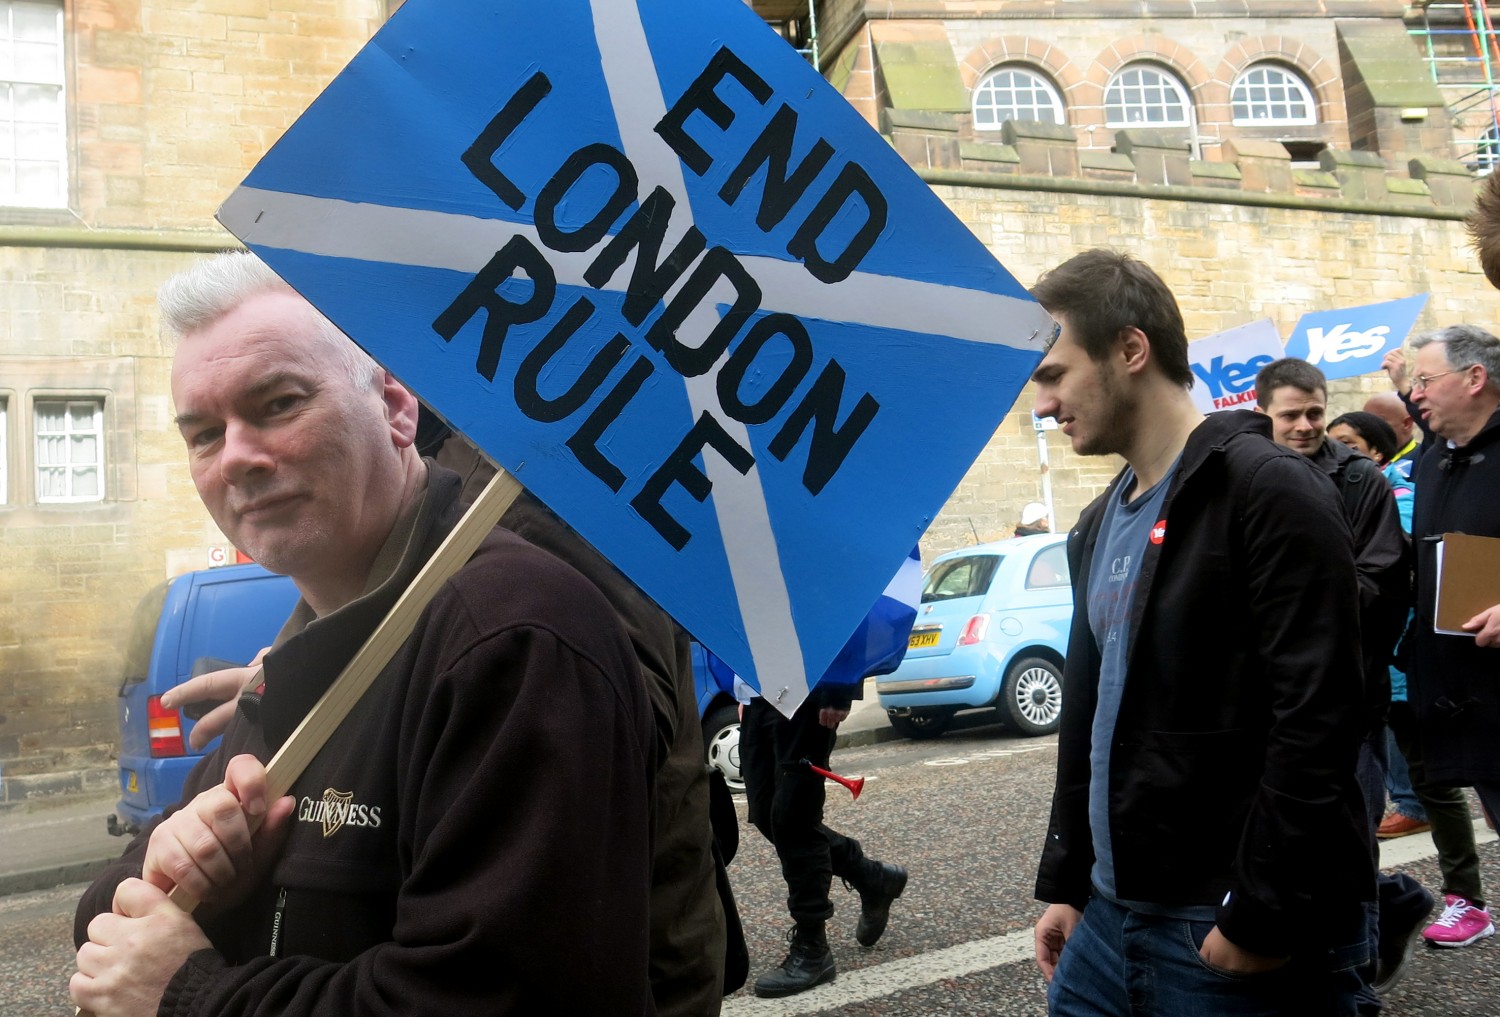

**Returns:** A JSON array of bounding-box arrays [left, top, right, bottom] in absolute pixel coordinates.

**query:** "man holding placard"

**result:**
[[71, 253, 658, 1017], [1402, 324, 1500, 948]]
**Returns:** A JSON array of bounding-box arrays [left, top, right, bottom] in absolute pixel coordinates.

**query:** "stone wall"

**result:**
[[0, 0, 383, 793], [831, 2, 1449, 175], [64, 0, 383, 231], [915, 179, 1491, 554], [885, 114, 1479, 213]]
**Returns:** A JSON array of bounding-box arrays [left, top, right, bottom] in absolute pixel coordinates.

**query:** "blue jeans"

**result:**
[[1383, 726, 1426, 821], [1048, 896, 1365, 1017]]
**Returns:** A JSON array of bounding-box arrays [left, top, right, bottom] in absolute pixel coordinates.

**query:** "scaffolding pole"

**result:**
[[1410, 0, 1500, 166]]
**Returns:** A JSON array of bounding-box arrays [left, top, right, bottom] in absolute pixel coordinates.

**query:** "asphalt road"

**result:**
[[7, 721, 1497, 1016]]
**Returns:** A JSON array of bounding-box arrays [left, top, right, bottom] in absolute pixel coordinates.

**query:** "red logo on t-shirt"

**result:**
[[1150, 520, 1167, 545]]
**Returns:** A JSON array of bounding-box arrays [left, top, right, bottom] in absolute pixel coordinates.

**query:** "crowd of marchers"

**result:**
[[66, 203, 1500, 1017]]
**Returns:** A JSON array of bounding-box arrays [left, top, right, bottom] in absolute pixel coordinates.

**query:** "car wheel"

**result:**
[[702, 702, 744, 793], [888, 708, 954, 740], [1000, 656, 1063, 736]]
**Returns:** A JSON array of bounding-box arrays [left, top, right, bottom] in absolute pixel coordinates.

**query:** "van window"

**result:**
[[121, 580, 170, 688], [179, 574, 298, 676], [922, 555, 1001, 603]]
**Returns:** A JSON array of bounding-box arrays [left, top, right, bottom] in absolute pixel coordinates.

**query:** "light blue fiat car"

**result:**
[[876, 533, 1071, 739]]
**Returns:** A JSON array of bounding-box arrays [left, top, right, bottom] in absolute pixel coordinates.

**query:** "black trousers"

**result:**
[[1388, 702, 1486, 903], [741, 697, 869, 925]]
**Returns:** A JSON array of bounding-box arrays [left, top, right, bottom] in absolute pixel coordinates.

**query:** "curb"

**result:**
[[0, 857, 114, 898], [0, 767, 116, 809], [834, 724, 902, 751]]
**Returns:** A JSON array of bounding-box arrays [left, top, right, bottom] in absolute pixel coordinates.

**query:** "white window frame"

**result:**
[[973, 65, 1065, 130], [1105, 63, 1192, 129], [34, 397, 104, 503], [0, 0, 67, 208], [0, 394, 8, 504], [1231, 63, 1317, 127], [1476, 121, 1500, 172]]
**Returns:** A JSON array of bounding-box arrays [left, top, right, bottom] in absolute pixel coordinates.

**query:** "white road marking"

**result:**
[[722, 925, 1036, 1016]]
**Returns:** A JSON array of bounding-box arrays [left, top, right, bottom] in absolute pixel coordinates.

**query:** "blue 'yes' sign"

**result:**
[[216, 0, 1054, 713], [1284, 294, 1429, 383]]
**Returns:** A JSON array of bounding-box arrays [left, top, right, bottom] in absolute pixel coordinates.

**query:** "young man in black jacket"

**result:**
[[1029, 249, 1374, 1017]]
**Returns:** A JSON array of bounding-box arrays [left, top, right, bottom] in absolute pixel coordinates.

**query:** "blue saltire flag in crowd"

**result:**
[[708, 547, 921, 697]]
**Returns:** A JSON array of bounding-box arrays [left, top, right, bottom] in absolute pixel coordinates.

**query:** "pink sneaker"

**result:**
[[1422, 895, 1496, 948]]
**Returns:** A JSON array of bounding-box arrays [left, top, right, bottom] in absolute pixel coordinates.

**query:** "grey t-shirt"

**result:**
[[1085, 461, 1211, 919]]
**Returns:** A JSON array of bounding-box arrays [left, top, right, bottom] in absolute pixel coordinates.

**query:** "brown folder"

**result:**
[[1435, 532, 1500, 635]]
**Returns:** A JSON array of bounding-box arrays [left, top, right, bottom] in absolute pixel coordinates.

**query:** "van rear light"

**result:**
[[957, 615, 989, 646], [147, 696, 186, 757]]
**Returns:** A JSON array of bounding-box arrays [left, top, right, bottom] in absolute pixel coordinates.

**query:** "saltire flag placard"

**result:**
[[1284, 295, 1429, 383], [706, 547, 922, 699], [216, 0, 1054, 714]]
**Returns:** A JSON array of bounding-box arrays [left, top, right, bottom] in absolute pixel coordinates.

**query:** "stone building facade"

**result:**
[[815, 1, 1457, 172], [1, 0, 386, 795], [1, 0, 1497, 791]]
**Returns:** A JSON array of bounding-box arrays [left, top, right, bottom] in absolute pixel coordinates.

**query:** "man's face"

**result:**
[[1409, 341, 1471, 442], [171, 289, 411, 588], [1259, 385, 1326, 456], [1032, 313, 1134, 458]]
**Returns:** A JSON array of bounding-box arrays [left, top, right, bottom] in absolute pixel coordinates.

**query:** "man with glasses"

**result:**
[[1398, 325, 1500, 950], [1253, 359, 1429, 1002]]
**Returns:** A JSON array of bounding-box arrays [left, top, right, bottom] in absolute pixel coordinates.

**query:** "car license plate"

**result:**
[[908, 629, 940, 649], [126, 770, 139, 794]]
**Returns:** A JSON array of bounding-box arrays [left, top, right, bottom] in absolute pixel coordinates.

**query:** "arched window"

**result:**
[[973, 65, 1065, 130], [1476, 121, 1500, 171], [1104, 63, 1192, 128], [1231, 63, 1317, 126]]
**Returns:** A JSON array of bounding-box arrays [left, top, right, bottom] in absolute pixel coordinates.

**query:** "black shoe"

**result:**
[[1374, 889, 1435, 994], [855, 862, 908, 947], [753, 923, 836, 998]]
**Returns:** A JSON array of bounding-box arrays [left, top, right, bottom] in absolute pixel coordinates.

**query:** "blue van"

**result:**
[[110, 563, 298, 836]]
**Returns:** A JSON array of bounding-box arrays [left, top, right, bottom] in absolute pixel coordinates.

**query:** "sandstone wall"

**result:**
[[919, 180, 1493, 554], [0, 0, 382, 792]]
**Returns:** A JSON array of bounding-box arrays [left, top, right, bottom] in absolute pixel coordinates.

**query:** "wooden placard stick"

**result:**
[[79, 468, 523, 1016], [182, 467, 522, 903]]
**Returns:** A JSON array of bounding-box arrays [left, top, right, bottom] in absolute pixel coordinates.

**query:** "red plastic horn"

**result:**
[[801, 758, 865, 800]]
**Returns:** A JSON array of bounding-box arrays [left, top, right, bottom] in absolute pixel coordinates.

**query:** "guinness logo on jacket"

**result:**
[[297, 787, 383, 838]]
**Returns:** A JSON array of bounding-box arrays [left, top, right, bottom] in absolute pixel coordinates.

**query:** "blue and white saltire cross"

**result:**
[[216, 0, 1053, 715], [708, 546, 922, 702]]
